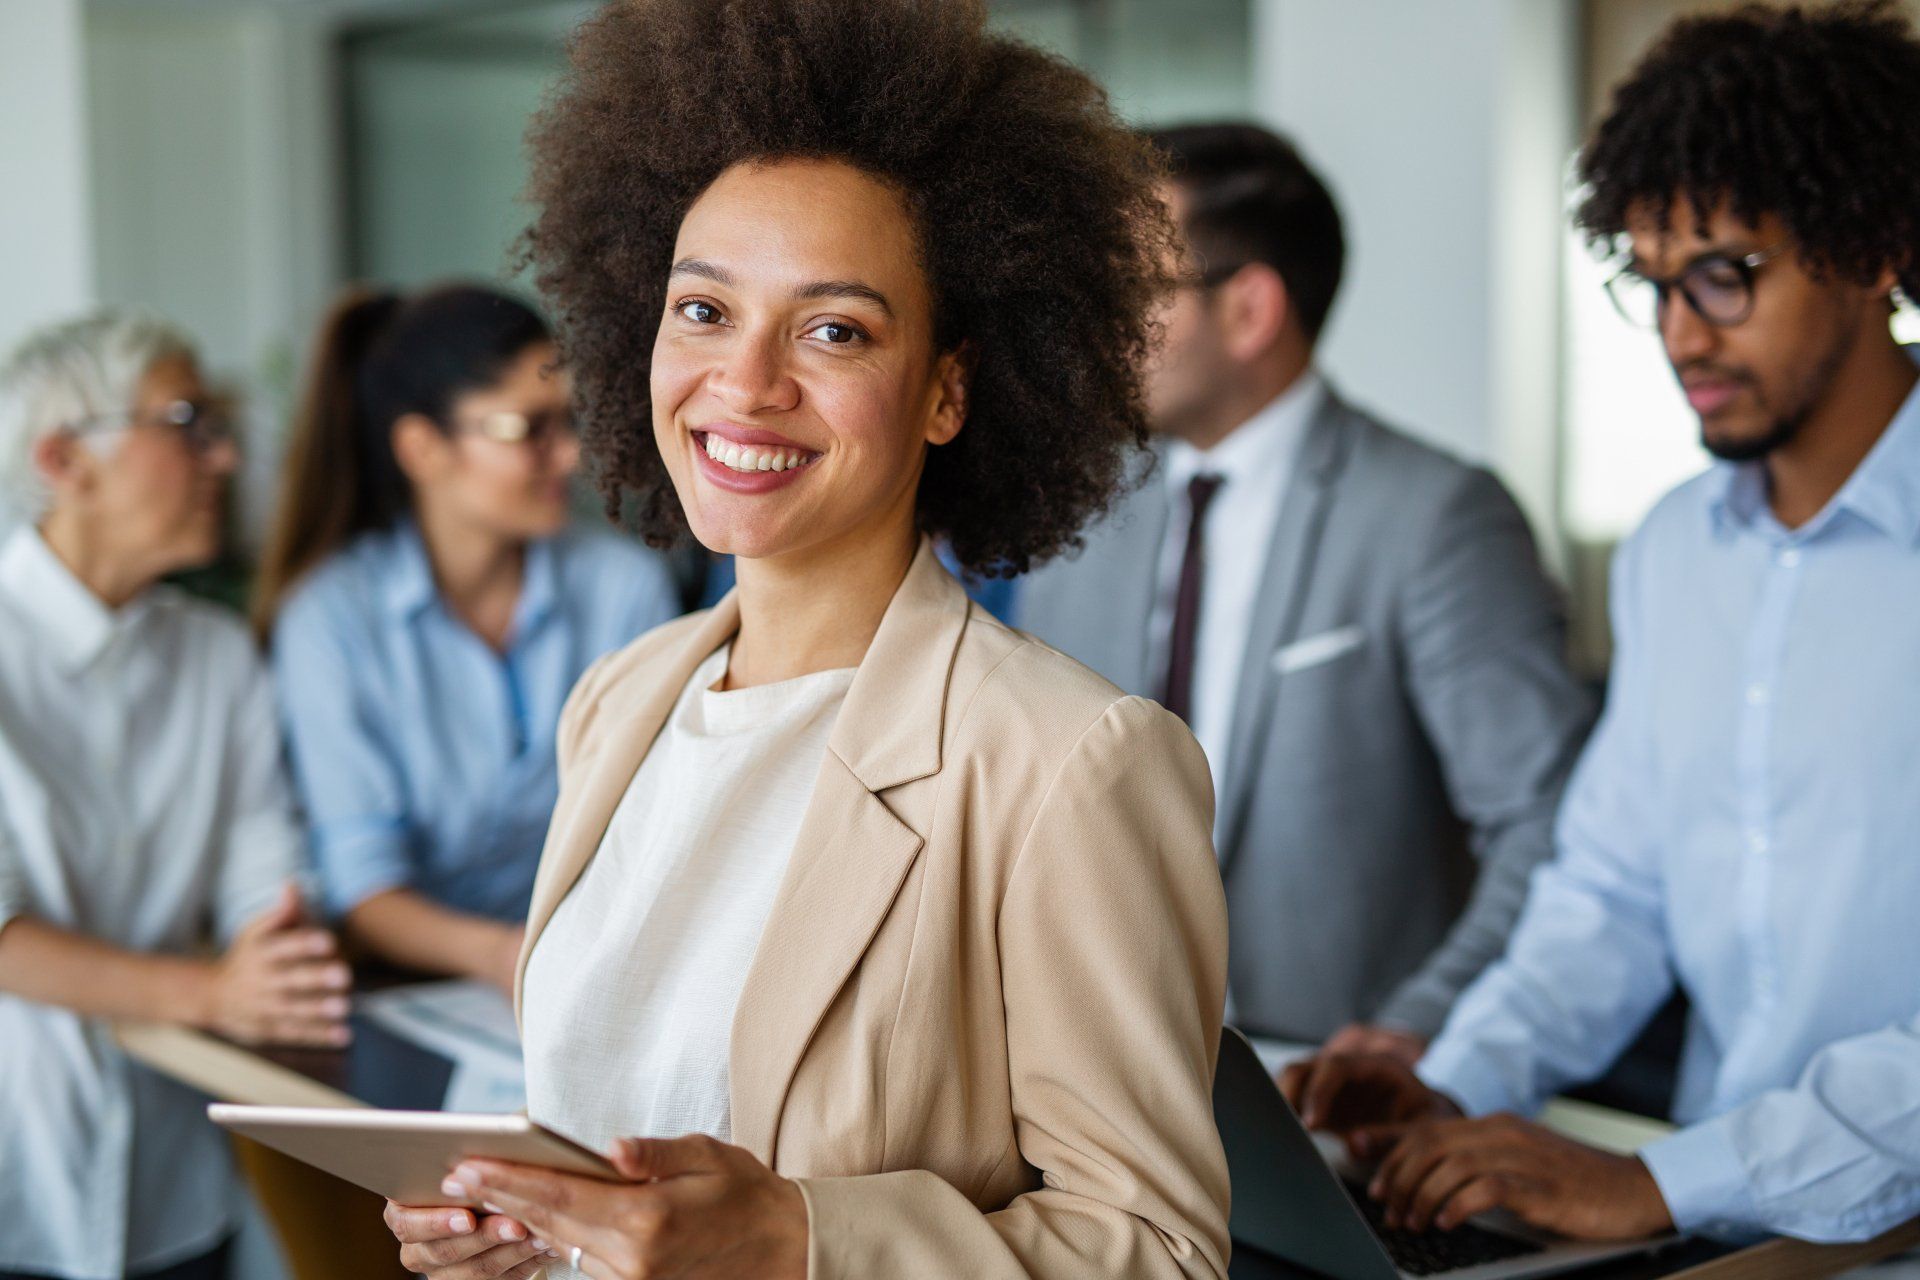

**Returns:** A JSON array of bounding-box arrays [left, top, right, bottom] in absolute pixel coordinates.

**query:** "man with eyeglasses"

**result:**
[[1020, 124, 1595, 1062], [1282, 1, 1920, 1247], [0, 309, 348, 1280]]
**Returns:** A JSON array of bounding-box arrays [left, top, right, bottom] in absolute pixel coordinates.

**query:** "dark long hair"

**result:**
[[252, 282, 551, 639]]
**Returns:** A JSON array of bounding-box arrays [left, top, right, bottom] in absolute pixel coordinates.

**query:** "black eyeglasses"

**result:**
[[1604, 240, 1792, 330], [66, 398, 236, 452], [454, 408, 578, 450]]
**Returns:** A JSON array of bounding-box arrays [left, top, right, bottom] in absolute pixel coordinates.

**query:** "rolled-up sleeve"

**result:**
[[272, 591, 414, 919], [0, 804, 26, 938], [212, 641, 311, 943]]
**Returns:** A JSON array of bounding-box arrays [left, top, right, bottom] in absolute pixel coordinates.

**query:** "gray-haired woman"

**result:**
[[0, 309, 347, 1280]]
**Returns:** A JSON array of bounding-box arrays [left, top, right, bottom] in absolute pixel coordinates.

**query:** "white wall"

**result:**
[[0, 0, 96, 363], [1252, 0, 1577, 557], [85, 5, 343, 545]]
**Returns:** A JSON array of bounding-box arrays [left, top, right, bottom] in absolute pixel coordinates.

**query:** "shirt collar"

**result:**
[[0, 524, 151, 673], [381, 518, 560, 642], [1166, 369, 1326, 492], [1709, 347, 1920, 545], [512, 535, 559, 639]]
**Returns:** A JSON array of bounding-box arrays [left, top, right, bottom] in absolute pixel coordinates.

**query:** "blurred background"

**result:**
[[8, 0, 1917, 670]]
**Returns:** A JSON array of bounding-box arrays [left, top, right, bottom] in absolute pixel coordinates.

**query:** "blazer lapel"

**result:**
[[1215, 394, 1353, 868], [514, 599, 743, 1017], [728, 540, 971, 1162]]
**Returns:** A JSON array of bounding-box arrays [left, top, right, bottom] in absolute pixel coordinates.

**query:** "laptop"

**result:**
[[1213, 1027, 1676, 1279]]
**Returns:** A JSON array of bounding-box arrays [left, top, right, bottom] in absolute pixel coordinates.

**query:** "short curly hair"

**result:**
[[521, 0, 1176, 576], [1576, 0, 1920, 300]]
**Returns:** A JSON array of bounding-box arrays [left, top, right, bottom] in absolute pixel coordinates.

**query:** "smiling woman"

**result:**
[[381, 3, 1232, 1280]]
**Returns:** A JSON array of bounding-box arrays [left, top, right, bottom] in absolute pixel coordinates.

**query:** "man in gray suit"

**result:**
[[1020, 123, 1595, 1062]]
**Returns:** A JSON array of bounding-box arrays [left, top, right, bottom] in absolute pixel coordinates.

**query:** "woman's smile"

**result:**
[[690, 424, 824, 494]]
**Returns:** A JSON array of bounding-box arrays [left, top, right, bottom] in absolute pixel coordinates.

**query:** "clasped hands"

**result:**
[[385, 1133, 808, 1280], [1280, 1051, 1674, 1241]]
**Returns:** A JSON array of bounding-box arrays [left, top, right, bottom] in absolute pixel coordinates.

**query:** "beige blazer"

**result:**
[[516, 540, 1231, 1280]]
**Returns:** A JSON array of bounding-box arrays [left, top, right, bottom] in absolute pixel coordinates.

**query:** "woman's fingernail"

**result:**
[[497, 1217, 525, 1242], [441, 1178, 469, 1199], [530, 1238, 548, 1251], [453, 1163, 484, 1186], [448, 1211, 474, 1234], [483, 1200, 507, 1216]]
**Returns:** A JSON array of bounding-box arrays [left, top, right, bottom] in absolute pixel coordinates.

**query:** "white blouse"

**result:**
[[522, 644, 853, 1164]]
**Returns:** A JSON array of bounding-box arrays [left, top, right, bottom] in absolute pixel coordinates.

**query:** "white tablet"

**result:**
[[209, 1103, 621, 1207]]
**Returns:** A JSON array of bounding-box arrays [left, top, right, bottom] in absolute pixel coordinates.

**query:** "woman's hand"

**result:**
[[204, 885, 352, 1047], [384, 1203, 557, 1278], [441, 1134, 809, 1280]]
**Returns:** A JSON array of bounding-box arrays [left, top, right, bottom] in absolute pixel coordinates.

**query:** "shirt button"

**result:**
[[1745, 684, 1770, 706], [1777, 548, 1802, 568], [1748, 830, 1770, 854]]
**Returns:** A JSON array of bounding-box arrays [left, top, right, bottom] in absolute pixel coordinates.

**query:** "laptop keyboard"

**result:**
[[1348, 1184, 1547, 1276]]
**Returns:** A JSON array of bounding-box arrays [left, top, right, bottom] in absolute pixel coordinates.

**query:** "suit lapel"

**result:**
[[728, 540, 970, 1162], [726, 761, 924, 1160], [1215, 395, 1353, 868]]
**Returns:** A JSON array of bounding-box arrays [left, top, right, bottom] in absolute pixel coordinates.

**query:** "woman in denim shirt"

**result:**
[[257, 284, 679, 991]]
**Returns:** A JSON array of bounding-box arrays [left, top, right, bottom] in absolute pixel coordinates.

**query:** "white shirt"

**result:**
[[0, 525, 306, 1280], [1149, 372, 1324, 804], [523, 645, 852, 1167]]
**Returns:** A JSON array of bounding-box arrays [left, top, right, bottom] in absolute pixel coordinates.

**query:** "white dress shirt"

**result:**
[[1149, 371, 1324, 804], [523, 644, 852, 1245], [0, 525, 306, 1280]]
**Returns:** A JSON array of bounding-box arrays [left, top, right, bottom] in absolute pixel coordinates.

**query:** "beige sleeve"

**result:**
[[797, 696, 1232, 1280]]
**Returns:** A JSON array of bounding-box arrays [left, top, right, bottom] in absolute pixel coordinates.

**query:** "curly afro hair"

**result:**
[[1577, 0, 1920, 299], [520, 0, 1177, 576]]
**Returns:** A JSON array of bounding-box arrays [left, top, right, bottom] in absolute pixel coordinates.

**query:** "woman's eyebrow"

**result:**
[[793, 279, 894, 317], [669, 257, 736, 286], [670, 259, 892, 317]]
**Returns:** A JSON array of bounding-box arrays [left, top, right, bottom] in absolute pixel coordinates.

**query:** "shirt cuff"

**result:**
[[312, 818, 413, 919], [1416, 1038, 1524, 1118], [1638, 1117, 1757, 1238]]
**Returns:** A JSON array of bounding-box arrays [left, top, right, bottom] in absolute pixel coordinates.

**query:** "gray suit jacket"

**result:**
[[1019, 389, 1595, 1041]]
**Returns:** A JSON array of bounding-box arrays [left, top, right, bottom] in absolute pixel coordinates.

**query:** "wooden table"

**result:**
[[118, 1008, 1917, 1280]]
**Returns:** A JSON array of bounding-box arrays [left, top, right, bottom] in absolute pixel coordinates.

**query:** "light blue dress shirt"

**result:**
[[1418, 357, 1920, 1245], [272, 522, 679, 922]]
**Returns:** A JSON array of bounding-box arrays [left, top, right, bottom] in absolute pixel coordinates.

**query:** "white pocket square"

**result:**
[[1271, 626, 1367, 675]]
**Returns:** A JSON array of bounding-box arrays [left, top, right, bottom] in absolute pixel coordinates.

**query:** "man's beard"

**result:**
[[1695, 323, 1854, 462], [1703, 411, 1805, 462]]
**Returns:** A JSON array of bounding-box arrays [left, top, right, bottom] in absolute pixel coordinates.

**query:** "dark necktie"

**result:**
[[1162, 472, 1224, 723]]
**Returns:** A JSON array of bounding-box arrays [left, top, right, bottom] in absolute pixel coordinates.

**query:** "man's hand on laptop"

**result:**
[[1279, 1050, 1460, 1137], [1357, 1113, 1674, 1241]]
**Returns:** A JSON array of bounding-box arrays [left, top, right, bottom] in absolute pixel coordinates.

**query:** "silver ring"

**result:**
[[570, 1244, 584, 1269]]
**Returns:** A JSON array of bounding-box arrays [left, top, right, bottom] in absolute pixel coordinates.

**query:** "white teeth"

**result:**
[[701, 434, 811, 474]]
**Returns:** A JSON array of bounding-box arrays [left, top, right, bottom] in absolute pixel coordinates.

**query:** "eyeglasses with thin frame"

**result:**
[[1604, 240, 1793, 330], [65, 398, 236, 453], [454, 408, 578, 450]]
